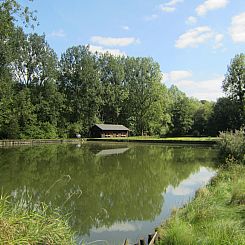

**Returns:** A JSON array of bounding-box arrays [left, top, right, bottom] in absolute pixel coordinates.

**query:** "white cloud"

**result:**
[[196, 0, 229, 16], [145, 14, 159, 21], [164, 70, 193, 82], [215, 34, 224, 43], [229, 12, 245, 43], [163, 70, 224, 101], [89, 45, 126, 56], [167, 185, 193, 196], [175, 26, 214, 48], [122, 25, 130, 31], [213, 33, 224, 49], [159, 0, 183, 12], [91, 36, 139, 47], [160, 5, 175, 12], [186, 16, 197, 25], [49, 29, 66, 38], [92, 222, 139, 233], [166, 167, 215, 196], [165, 0, 184, 7]]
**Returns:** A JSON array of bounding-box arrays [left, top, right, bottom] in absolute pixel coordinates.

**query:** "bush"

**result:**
[[20, 122, 58, 139], [67, 122, 83, 138], [218, 127, 245, 164]]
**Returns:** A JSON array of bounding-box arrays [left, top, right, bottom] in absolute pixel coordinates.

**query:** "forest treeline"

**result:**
[[0, 0, 244, 139]]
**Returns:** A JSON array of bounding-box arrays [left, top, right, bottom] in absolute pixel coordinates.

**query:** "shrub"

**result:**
[[218, 127, 245, 164]]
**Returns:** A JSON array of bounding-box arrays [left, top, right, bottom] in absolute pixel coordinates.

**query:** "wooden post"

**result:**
[[148, 234, 154, 244], [149, 232, 158, 245], [123, 239, 129, 245]]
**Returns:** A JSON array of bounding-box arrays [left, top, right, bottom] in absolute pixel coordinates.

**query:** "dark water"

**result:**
[[0, 142, 218, 244]]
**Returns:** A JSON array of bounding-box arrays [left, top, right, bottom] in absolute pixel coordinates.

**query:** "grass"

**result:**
[[157, 163, 245, 245], [89, 136, 218, 142], [129, 136, 217, 141], [0, 195, 75, 244]]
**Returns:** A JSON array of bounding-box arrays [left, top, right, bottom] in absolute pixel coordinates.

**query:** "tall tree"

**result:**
[[192, 100, 214, 136], [209, 97, 241, 135], [98, 53, 127, 124], [123, 57, 168, 135], [59, 45, 102, 136], [0, 0, 37, 139], [168, 86, 196, 136], [11, 33, 63, 132], [223, 53, 245, 126]]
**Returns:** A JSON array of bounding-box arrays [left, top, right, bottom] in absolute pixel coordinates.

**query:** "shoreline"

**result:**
[[0, 139, 81, 147], [87, 137, 218, 145], [156, 163, 245, 244], [0, 137, 218, 147]]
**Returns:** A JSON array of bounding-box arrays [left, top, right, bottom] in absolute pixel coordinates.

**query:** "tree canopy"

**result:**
[[0, 0, 244, 139]]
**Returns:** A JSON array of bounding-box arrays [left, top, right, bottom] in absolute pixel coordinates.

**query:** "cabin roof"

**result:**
[[94, 124, 129, 131]]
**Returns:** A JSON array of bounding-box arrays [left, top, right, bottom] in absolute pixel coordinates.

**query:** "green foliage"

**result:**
[[67, 122, 83, 138], [231, 179, 245, 205], [218, 127, 245, 164], [223, 54, 245, 106], [209, 97, 241, 135], [99, 53, 127, 124], [168, 86, 197, 136], [122, 57, 169, 135], [0, 0, 243, 139], [223, 53, 245, 128], [192, 100, 214, 136], [59, 45, 102, 136], [0, 195, 75, 244]]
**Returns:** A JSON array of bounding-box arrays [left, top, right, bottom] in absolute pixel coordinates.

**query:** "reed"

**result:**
[[0, 195, 75, 244]]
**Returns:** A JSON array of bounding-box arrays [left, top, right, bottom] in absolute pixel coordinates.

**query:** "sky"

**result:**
[[20, 0, 245, 101]]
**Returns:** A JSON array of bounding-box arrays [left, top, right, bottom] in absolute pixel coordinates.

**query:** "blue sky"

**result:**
[[20, 0, 245, 101]]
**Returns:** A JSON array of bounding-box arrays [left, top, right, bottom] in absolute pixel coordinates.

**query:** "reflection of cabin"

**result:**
[[96, 148, 129, 156], [91, 124, 129, 138]]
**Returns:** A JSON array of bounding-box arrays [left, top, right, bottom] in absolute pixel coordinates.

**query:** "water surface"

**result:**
[[0, 142, 217, 244]]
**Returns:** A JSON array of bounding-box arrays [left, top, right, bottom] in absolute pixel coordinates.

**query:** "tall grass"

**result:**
[[0, 195, 75, 244], [157, 163, 245, 245]]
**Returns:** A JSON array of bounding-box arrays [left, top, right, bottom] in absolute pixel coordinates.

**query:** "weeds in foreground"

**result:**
[[0, 195, 75, 244]]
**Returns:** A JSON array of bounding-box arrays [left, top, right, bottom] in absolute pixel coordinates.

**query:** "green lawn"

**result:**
[[89, 136, 218, 143], [157, 163, 245, 245], [126, 136, 217, 141]]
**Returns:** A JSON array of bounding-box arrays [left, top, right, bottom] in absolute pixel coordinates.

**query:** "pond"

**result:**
[[0, 142, 218, 244]]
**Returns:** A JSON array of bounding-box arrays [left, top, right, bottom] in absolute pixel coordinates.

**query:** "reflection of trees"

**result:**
[[0, 144, 217, 235]]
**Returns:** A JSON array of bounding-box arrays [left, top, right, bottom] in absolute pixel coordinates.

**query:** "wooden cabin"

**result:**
[[90, 124, 129, 138]]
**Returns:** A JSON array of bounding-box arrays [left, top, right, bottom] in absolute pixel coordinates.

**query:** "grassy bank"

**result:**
[[157, 163, 245, 244], [0, 196, 75, 244], [88, 136, 218, 144]]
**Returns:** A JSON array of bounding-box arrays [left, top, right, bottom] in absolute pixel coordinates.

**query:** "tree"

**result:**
[[10, 33, 63, 136], [123, 57, 168, 135], [59, 45, 102, 136], [223, 53, 245, 127], [0, 0, 36, 70], [209, 97, 241, 135], [98, 53, 127, 124], [192, 100, 214, 136], [168, 86, 196, 136]]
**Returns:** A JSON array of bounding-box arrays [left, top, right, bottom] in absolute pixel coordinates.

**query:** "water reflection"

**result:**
[[0, 143, 217, 244], [96, 148, 129, 156]]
